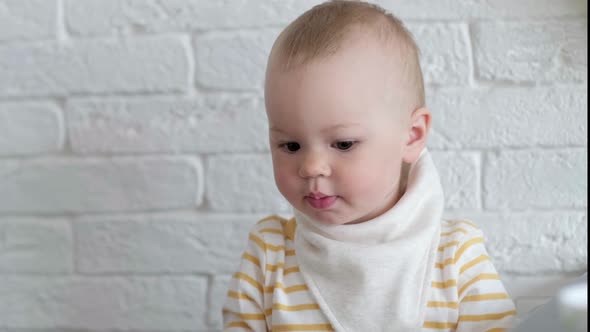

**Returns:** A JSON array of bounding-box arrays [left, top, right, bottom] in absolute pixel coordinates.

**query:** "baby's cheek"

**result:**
[[273, 168, 297, 197], [348, 163, 394, 196], [340, 165, 379, 194]]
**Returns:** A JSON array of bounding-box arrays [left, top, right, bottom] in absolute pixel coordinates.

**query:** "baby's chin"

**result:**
[[302, 209, 364, 226]]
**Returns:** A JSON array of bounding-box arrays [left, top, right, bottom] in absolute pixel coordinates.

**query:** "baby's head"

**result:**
[[264, 0, 431, 225]]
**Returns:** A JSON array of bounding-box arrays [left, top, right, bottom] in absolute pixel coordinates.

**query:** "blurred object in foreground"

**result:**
[[558, 279, 587, 332], [512, 273, 587, 332]]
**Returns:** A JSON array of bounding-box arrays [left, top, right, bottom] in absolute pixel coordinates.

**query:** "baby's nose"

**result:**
[[298, 153, 331, 178]]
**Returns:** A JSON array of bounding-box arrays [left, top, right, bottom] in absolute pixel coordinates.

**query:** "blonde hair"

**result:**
[[269, 0, 425, 110]]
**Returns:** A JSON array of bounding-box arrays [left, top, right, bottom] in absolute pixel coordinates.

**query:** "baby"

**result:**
[[223, 1, 516, 331]]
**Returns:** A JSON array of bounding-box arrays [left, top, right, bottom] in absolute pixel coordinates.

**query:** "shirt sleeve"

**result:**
[[454, 228, 517, 332], [222, 225, 269, 332]]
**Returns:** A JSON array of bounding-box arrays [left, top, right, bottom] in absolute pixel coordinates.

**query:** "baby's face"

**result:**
[[265, 34, 414, 225]]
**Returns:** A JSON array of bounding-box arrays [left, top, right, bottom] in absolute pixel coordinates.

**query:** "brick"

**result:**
[[408, 23, 471, 85], [0, 0, 57, 42], [474, 20, 588, 83], [209, 275, 232, 330], [458, 211, 588, 274], [0, 276, 207, 330], [206, 154, 289, 213], [64, 0, 587, 37], [67, 95, 269, 154], [0, 157, 202, 214], [194, 30, 278, 91], [376, 0, 587, 19], [0, 37, 189, 97], [483, 149, 587, 209], [74, 214, 257, 274], [0, 103, 63, 156], [428, 87, 588, 149], [65, 0, 324, 35], [430, 151, 479, 210], [0, 218, 72, 273]]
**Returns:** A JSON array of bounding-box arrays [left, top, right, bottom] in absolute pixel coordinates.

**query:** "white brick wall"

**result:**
[[0, 1, 586, 331]]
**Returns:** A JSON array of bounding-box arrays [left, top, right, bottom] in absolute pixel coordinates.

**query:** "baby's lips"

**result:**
[[307, 192, 330, 199], [305, 195, 338, 209]]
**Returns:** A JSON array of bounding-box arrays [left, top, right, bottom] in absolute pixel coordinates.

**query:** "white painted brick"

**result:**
[[0, 103, 63, 156], [0, 37, 189, 97], [430, 151, 479, 210], [455, 212, 588, 274], [408, 23, 471, 86], [67, 95, 268, 154], [0, 0, 57, 42], [65, 0, 324, 35], [0, 276, 207, 330], [390, 0, 586, 19], [0, 157, 203, 214], [209, 275, 231, 330], [483, 149, 587, 210], [428, 87, 588, 149], [0, 218, 71, 273], [206, 154, 289, 212], [474, 20, 588, 83], [74, 214, 257, 274], [64, 0, 587, 37], [194, 30, 279, 91]]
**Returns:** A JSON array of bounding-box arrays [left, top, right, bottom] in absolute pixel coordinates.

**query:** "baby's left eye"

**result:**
[[333, 141, 356, 151]]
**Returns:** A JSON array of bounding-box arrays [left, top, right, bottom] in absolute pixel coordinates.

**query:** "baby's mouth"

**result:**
[[305, 193, 338, 209]]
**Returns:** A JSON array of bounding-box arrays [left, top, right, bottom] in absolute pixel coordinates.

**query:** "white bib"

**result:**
[[294, 150, 444, 332]]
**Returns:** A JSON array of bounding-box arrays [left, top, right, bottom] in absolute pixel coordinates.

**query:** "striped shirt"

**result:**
[[223, 215, 516, 331]]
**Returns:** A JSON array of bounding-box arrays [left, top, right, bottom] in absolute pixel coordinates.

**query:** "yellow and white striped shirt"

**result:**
[[223, 215, 516, 332]]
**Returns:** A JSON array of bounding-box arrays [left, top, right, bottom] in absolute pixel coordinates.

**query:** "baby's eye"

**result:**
[[333, 141, 356, 151], [280, 142, 301, 152]]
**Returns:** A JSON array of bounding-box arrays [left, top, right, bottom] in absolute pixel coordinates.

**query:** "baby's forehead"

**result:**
[[269, 32, 422, 108], [270, 41, 413, 101]]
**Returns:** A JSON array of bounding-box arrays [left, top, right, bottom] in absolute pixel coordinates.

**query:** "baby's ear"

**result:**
[[402, 107, 431, 164]]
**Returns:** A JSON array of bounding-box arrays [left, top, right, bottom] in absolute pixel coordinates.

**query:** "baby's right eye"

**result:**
[[280, 142, 301, 152]]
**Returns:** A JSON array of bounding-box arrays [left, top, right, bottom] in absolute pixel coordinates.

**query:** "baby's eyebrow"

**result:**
[[321, 123, 361, 133], [270, 123, 361, 135], [270, 127, 287, 134]]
